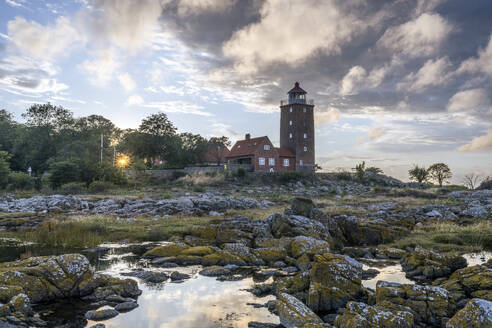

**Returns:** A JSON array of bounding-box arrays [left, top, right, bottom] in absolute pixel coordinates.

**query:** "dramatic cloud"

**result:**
[[7, 16, 85, 60], [340, 66, 366, 96], [222, 0, 367, 74], [369, 128, 387, 140], [447, 89, 489, 112], [457, 34, 492, 76], [125, 94, 144, 106], [459, 130, 492, 151], [399, 57, 452, 92], [143, 101, 213, 116], [176, 0, 237, 16], [315, 107, 340, 126], [80, 50, 120, 86], [378, 13, 452, 58]]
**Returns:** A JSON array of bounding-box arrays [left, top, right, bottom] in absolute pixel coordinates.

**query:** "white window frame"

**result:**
[[264, 144, 270, 150], [303, 133, 307, 139], [300, 160, 303, 166], [303, 107, 306, 113], [283, 158, 289, 167], [259, 157, 265, 166], [289, 133, 292, 139], [290, 107, 293, 112], [304, 146, 308, 152], [269, 158, 275, 166], [289, 120, 292, 126]]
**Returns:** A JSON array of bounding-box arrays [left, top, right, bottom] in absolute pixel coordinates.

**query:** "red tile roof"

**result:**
[[227, 136, 270, 158], [276, 147, 295, 157], [288, 82, 306, 94]]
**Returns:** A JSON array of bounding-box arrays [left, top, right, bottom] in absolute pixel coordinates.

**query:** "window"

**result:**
[[289, 133, 292, 138], [303, 108, 306, 113], [289, 120, 292, 126], [269, 158, 275, 166], [264, 144, 270, 150], [290, 107, 293, 113], [283, 158, 289, 167], [238, 145, 241, 148], [304, 146, 308, 152], [259, 157, 265, 165], [300, 160, 303, 166], [303, 133, 307, 139]]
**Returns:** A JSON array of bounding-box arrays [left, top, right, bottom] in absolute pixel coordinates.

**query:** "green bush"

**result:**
[[101, 165, 127, 185], [49, 161, 80, 189], [6, 172, 34, 191], [193, 185, 205, 192], [0, 151, 11, 188], [59, 182, 86, 194], [334, 171, 352, 181], [88, 180, 115, 193], [172, 170, 188, 180], [274, 171, 305, 184], [235, 168, 246, 178]]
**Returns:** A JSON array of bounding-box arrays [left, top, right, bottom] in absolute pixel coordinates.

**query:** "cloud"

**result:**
[[222, 0, 366, 74], [458, 130, 492, 151], [118, 72, 136, 91], [457, 34, 492, 76], [368, 127, 387, 140], [447, 88, 489, 112], [340, 66, 366, 96], [80, 50, 120, 86], [398, 57, 452, 92], [315, 107, 340, 126], [5, 0, 26, 8], [176, 0, 237, 16], [377, 13, 452, 58], [7, 16, 85, 60], [125, 94, 144, 106], [143, 100, 213, 116]]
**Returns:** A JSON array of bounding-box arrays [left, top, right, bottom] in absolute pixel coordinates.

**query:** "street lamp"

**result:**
[[116, 154, 130, 168]]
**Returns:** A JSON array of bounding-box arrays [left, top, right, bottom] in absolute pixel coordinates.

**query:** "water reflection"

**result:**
[[362, 262, 414, 290], [463, 251, 491, 266]]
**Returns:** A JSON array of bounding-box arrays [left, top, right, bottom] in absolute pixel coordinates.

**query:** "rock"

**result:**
[[362, 268, 379, 280], [254, 247, 287, 263], [248, 322, 282, 328], [89, 325, 106, 328], [290, 236, 330, 259], [291, 197, 314, 217], [121, 270, 169, 283], [335, 301, 414, 328], [342, 247, 374, 259], [307, 253, 364, 312], [202, 250, 246, 266], [275, 293, 323, 328], [143, 242, 189, 257], [446, 298, 492, 328], [401, 247, 467, 281], [85, 308, 119, 321], [275, 271, 310, 298], [376, 281, 455, 327], [170, 271, 191, 281], [267, 213, 331, 242], [114, 301, 139, 312], [426, 209, 443, 217], [180, 246, 215, 256], [375, 247, 406, 259], [199, 266, 230, 277], [248, 283, 273, 297], [462, 206, 488, 218]]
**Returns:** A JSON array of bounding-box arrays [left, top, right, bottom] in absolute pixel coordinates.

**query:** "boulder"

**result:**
[[254, 247, 287, 263], [446, 298, 492, 328], [275, 293, 323, 328], [402, 247, 467, 281], [376, 281, 455, 327], [85, 308, 119, 321], [115, 301, 139, 312], [306, 253, 364, 312], [143, 242, 189, 258], [290, 236, 330, 259], [180, 246, 215, 256], [199, 266, 230, 277], [267, 213, 331, 242], [335, 301, 414, 328], [121, 270, 169, 283], [291, 197, 314, 217], [202, 250, 246, 266], [275, 271, 311, 299]]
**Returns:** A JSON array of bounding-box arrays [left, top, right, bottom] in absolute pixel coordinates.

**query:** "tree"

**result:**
[[179, 133, 208, 165], [427, 163, 452, 187], [22, 103, 74, 129], [139, 113, 176, 136], [408, 165, 429, 183], [49, 161, 80, 189], [353, 161, 366, 180], [208, 136, 231, 165], [365, 166, 383, 174], [463, 173, 480, 190], [0, 151, 11, 188]]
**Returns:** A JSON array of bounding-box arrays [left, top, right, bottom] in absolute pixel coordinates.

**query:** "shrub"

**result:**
[[7, 172, 34, 191], [235, 168, 246, 178], [49, 161, 80, 189], [353, 161, 366, 181], [101, 165, 127, 185], [274, 171, 306, 184], [408, 165, 428, 183], [88, 180, 115, 193], [334, 171, 352, 181], [59, 182, 86, 194], [0, 151, 11, 188], [193, 185, 205, 192], [171, 170, 188, 180]]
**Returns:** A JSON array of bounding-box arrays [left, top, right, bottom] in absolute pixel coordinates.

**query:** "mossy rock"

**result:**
[[290, 236, 330, 259], [254, 247, 287, 263], [275, 271, 310, 296], [180, 246, 215, 257], [276, 292, 323, 328], [291, 197, 314, 217], [143, 242, 189, 258], [202, 251, 246, 266], [335, 301, 414, 328], [446, 298, 492, 328], [255, 237, 293, 249], [190, 225, 217, 241]]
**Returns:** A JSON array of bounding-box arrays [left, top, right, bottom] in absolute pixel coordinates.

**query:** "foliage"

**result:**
[[478, 176, 492, 190], [6, 172, 34, 191], [49, 161, 80, 189], [274, 171, 307, 184], [0, 150, 11, 188], [314, 164, 323, 171], [408, 165, 429, 183], [353, 161, 366, 181], [365, 166, 383, 174], [235, 167, 246, 178], [59, 182, 87, 194], [208, 136, 231, 164], [88, 181, 115, 193], [427, 163, 452, 187]]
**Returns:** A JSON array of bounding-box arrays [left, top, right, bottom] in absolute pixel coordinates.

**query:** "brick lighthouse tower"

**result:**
[[280, 82, 315, 171]]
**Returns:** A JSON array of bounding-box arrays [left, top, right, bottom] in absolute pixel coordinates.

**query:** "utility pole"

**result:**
[[113, 146, 116, 166], [100, 134, 103, 164]]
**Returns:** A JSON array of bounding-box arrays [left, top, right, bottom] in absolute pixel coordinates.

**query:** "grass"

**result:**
[[387, 221, 492, 253], [226, 205, 287, 221], [7, 214, 218, 249]]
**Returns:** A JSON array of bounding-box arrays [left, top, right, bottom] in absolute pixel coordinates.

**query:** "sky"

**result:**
[[0, 0, 491, 183]]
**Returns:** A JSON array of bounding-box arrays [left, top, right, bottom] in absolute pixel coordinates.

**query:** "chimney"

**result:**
[[245, 133, 251, 140]]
